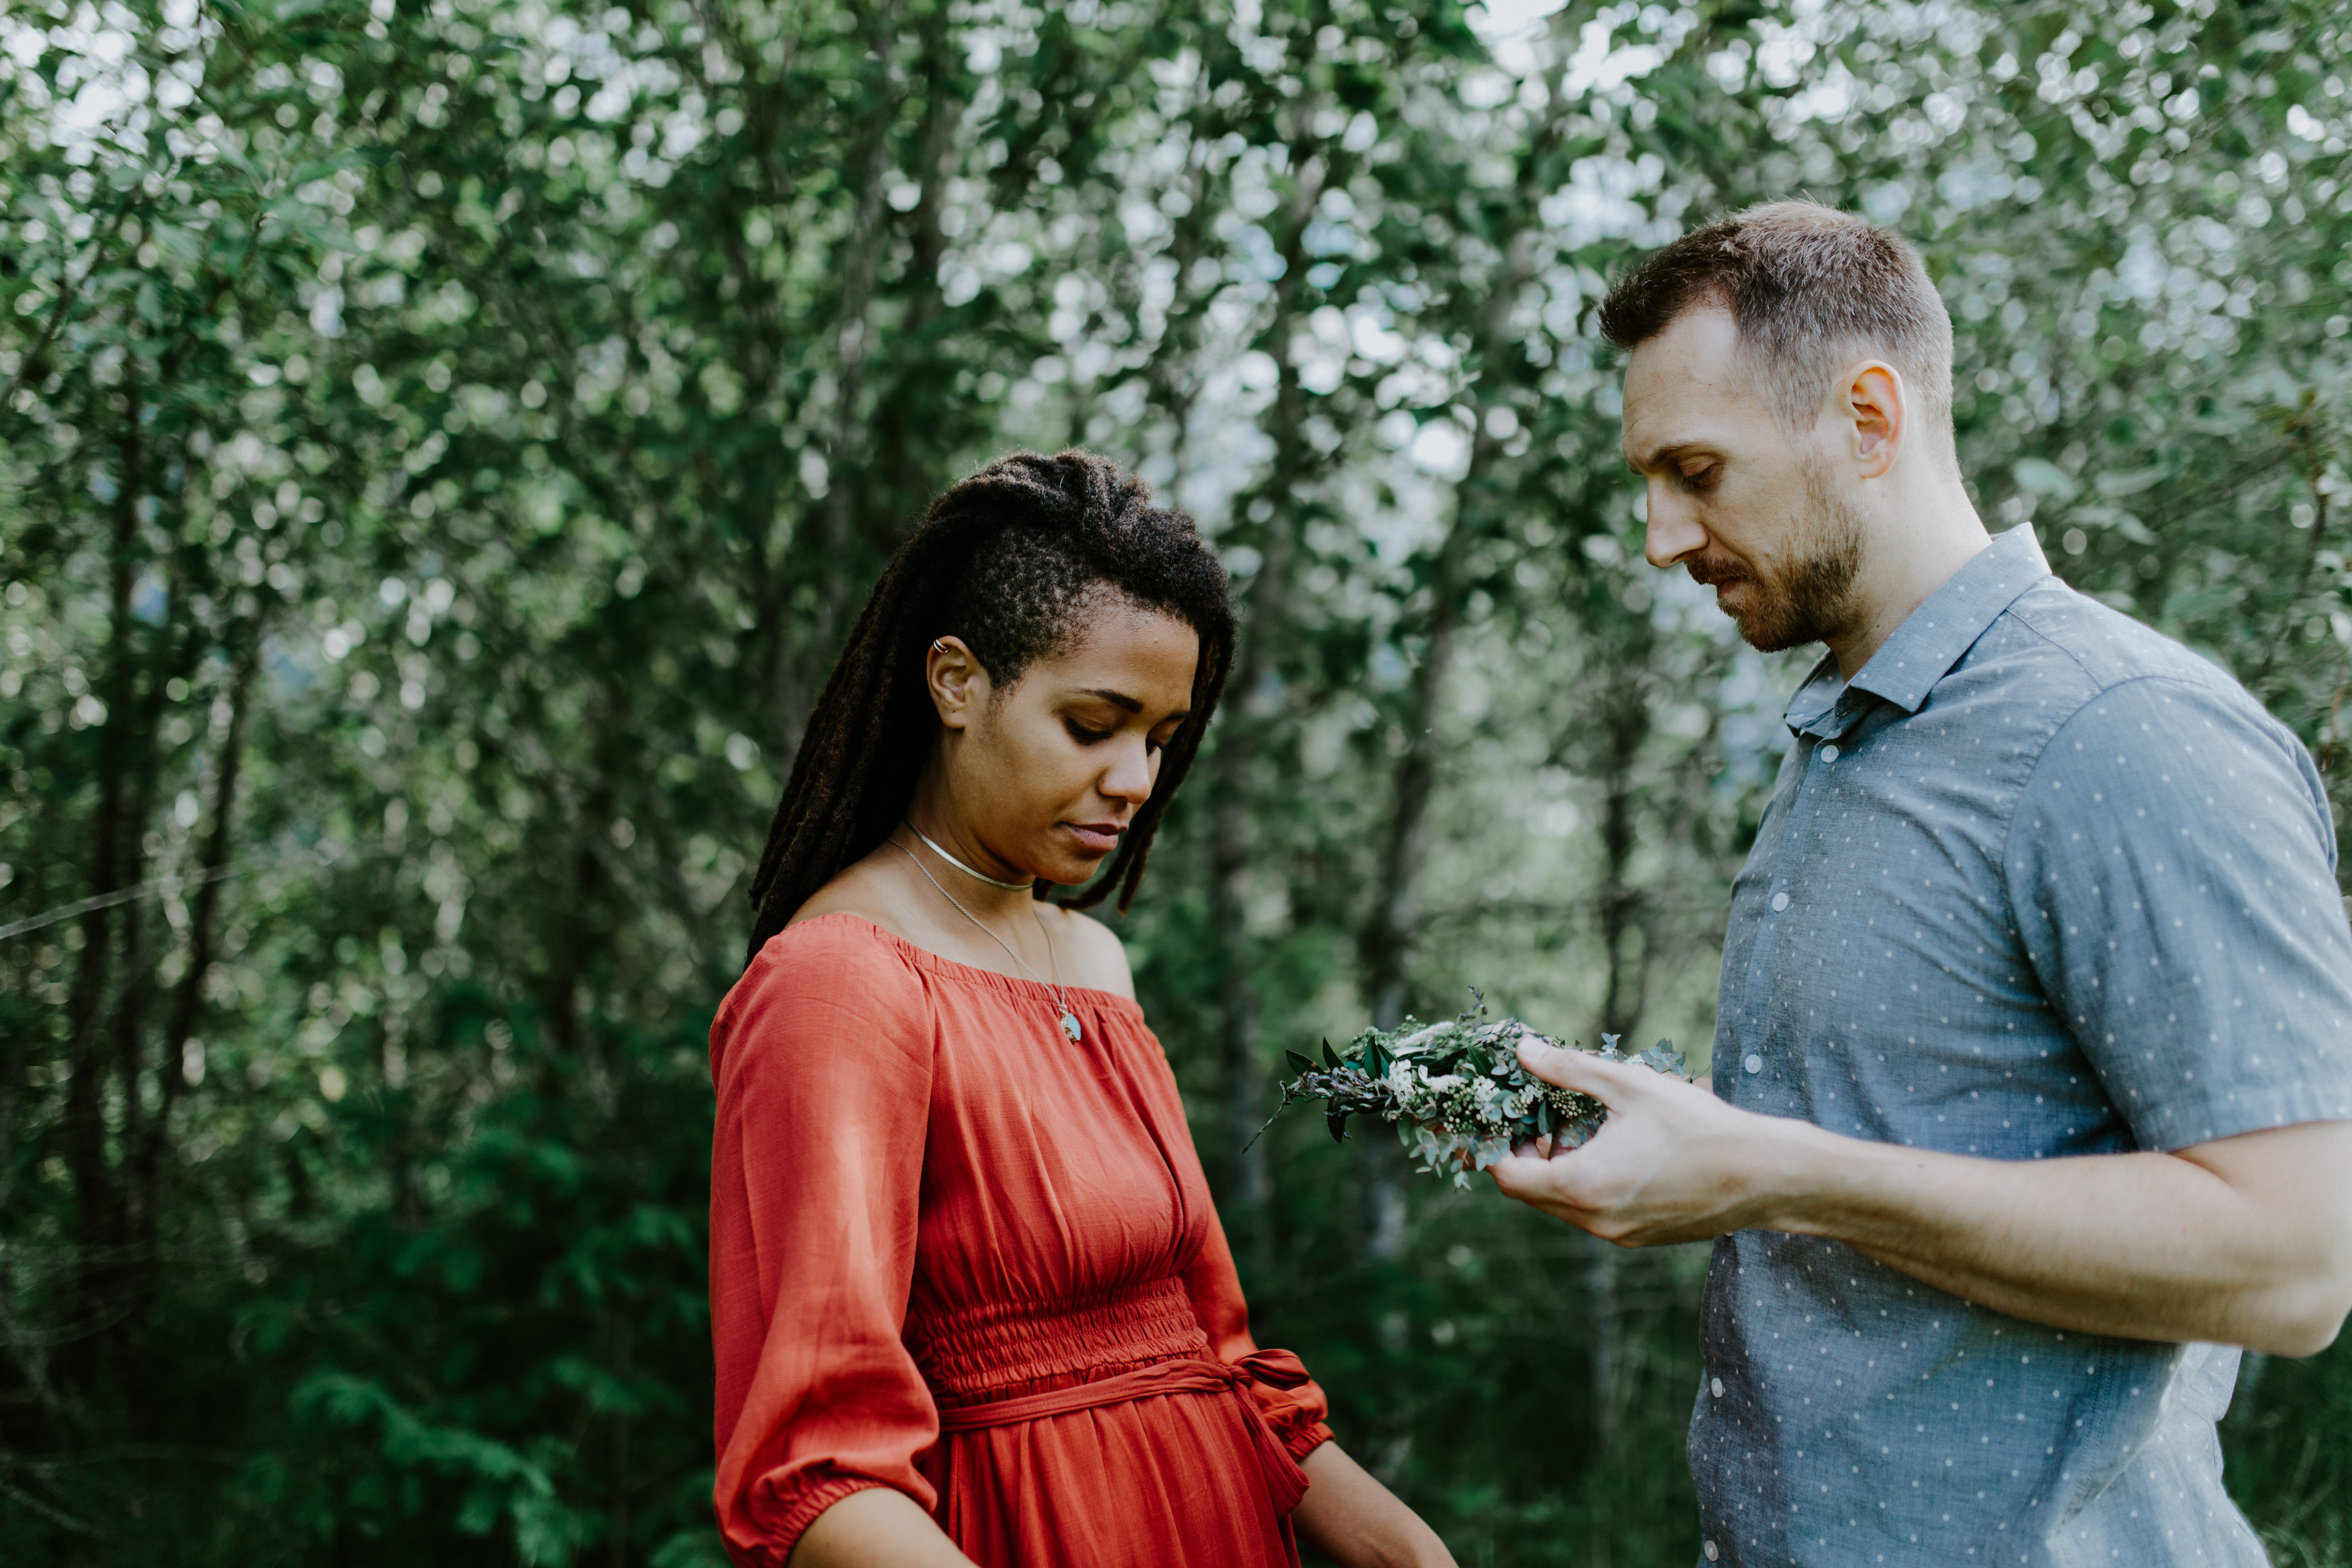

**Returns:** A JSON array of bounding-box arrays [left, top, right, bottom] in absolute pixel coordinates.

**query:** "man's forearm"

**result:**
[[1497, 1045, 2352, 1356], [1751, 1116, 2352, 1356]]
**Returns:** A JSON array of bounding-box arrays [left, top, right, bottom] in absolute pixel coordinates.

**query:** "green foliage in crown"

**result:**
[[1258, 991, 1688, 1189]]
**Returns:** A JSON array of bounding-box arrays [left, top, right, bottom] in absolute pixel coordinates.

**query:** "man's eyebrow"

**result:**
[[1076, 687, 1145, 713], [1625, 440, 1712, 474]]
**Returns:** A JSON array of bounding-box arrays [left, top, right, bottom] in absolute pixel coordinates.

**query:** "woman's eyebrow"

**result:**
[[1075, 687, 1143, 713]]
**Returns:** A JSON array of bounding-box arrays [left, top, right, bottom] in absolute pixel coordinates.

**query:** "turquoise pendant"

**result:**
[[1060, 1011, 1083, 1044]]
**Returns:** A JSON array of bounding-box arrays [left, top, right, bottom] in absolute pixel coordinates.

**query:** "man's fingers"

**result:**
[[1490, 1152, 1595, 1221], [1488, 1152, 1552, 1200]]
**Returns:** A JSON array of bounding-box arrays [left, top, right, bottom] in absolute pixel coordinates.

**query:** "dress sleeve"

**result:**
[[2004, 676, 2352, 1151], [708, 920, 940, 1566], [1183, 1206, 1335, 1463]]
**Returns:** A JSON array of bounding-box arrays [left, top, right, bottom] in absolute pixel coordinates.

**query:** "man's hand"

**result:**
[[1489, 1039, 2352, 1356], [1490, 1038, 1812, 1246]]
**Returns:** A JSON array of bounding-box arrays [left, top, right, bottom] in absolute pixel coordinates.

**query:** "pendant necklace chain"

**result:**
[[891, 826, 1083, 1044]]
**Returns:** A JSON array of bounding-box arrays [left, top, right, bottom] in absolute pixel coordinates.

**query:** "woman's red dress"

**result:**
[[708, 913, 1334, 1567]]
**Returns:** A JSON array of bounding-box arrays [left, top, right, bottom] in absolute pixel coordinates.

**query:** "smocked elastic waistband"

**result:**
[[907, 1276, 1211, 1405], [930, 1350, 1315, 1518]]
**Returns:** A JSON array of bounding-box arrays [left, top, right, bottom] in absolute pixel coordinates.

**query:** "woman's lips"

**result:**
[[1065, 823, 1125, 855]]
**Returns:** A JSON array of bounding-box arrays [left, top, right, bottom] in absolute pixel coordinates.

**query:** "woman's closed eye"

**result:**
[[1064, 718, 1114, 745]]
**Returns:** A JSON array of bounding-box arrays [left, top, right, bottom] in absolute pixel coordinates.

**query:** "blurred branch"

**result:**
[[0, 843, 350, 944], [0, 191, 137, 412]]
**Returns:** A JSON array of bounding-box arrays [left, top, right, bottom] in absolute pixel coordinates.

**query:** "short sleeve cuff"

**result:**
[[2129, 1080, 2352, 1152], [747, 1477, 915, 1568], [1282, 1417, 1335, 1463]]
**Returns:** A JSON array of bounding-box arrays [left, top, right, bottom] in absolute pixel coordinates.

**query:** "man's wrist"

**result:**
[[1731, 1110, 1872, 1238]]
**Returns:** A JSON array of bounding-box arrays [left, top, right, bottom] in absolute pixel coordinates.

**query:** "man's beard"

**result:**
[[1706, 460, 1864, 654]]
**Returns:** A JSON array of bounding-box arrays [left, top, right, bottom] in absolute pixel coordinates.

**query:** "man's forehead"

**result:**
[[1621, 312, 1763, 463], [1621, 379, 1750, 470]]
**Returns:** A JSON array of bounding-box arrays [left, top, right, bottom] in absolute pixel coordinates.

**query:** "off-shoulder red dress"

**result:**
[[708, 913, 1334, 1568]]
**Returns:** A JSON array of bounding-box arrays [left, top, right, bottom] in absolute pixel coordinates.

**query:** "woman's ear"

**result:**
[[926, 636, 989, 731]]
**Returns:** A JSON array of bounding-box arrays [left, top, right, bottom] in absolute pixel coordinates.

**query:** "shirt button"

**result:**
[[1770, 891, 1790, 912], [1821, 744, 1840, 762], [1711, 1377, 1725, 1398], [1743, 1054, 1764, 1075], [1704, 1541, 1720, 1562]]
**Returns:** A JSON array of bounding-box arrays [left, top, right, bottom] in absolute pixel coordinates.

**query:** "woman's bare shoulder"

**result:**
[[785, 853, 928, 946], [1050, 905, 1136, 999]]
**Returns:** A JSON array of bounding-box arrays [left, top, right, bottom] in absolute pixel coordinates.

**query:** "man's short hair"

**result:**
[[1596, 200, 1954, 441]]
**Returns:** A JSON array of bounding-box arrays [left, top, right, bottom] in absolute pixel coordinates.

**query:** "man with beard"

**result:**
[[1490, 201, 2352, 1566]]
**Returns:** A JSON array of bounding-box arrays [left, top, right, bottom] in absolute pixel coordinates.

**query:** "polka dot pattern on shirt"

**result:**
[[1690, 525, 2339, 1568]]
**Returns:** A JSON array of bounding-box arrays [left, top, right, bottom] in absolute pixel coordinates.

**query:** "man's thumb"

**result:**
[[1517, 1038, 1633, 1100]]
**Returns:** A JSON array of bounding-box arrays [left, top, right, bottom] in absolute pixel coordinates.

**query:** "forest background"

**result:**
[[5, 0, 2352, 1562]]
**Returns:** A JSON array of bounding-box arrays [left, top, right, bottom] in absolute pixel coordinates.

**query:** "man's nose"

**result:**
[[1644, 484, 1707, 569]]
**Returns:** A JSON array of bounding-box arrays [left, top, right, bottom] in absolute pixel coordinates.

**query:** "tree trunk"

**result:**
[[1359, 61, 1571, 1032], [1595, 671, 1654, 1040], [1583, 1234, 1621, 1568], [135, 648, 256, 1254], [63, 378, 150, 1388], [818, 0, 904, 583], [1361, 431, 1485, 1033], [1204, 107, 1327, 1236]]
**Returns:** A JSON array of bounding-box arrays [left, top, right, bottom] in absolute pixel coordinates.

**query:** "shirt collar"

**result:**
[[1782, 524, 2050, 740]]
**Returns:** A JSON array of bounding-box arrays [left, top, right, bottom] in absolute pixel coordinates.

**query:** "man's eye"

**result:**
[[1682, 465, 1722, 492], [1065, 719, 1112, 744]]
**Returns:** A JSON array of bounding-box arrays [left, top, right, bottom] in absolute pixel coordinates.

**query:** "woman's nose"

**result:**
[[1102, 738, 1156, 804]]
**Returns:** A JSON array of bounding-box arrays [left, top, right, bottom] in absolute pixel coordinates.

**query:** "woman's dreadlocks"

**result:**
[[744, 450, 1236, 966]]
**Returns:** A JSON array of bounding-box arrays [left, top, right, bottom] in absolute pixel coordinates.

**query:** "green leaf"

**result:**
[[1327, 1111, 1349, 1143], [1285, 1050, 1316, 1076], [2094, 463, 2169, 499], [2012, 456, 2078, 500], [1321, 1038, 1341, 1070]]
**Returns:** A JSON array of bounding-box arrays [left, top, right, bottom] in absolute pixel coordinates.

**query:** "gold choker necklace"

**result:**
[[906, 823, 1035, 891]]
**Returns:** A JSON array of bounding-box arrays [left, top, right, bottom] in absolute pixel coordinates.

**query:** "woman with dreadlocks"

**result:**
[[707, 452, 1453, 1568]]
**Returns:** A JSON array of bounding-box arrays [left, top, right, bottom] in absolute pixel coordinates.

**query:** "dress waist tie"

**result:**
[[934, 1350, 1314, 1515]]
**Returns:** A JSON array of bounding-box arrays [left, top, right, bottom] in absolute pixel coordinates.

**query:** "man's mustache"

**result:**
[[1684, 554, 1753, 588]]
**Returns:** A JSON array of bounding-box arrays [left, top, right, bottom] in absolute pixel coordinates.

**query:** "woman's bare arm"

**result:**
[[788, 1488, 977, 1568], [1292, 1442, 1457, 1568]]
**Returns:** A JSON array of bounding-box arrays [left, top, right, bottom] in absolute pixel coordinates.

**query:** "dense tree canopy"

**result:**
[[4, 0, 2349, 1561]]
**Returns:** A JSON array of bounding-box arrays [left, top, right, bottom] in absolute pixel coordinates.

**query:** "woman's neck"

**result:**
[[897, 804, 1039, 920]]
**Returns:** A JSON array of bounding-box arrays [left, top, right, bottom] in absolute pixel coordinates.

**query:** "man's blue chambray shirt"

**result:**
[[1691, 523, 2352, 1567]]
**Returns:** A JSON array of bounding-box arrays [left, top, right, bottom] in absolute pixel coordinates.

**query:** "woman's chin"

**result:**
[[1031, 848, 1116, 888]]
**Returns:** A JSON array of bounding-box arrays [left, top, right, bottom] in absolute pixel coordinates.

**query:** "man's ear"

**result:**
[[1844, 360, 1907, 481], [927, 637, 989, 731]]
